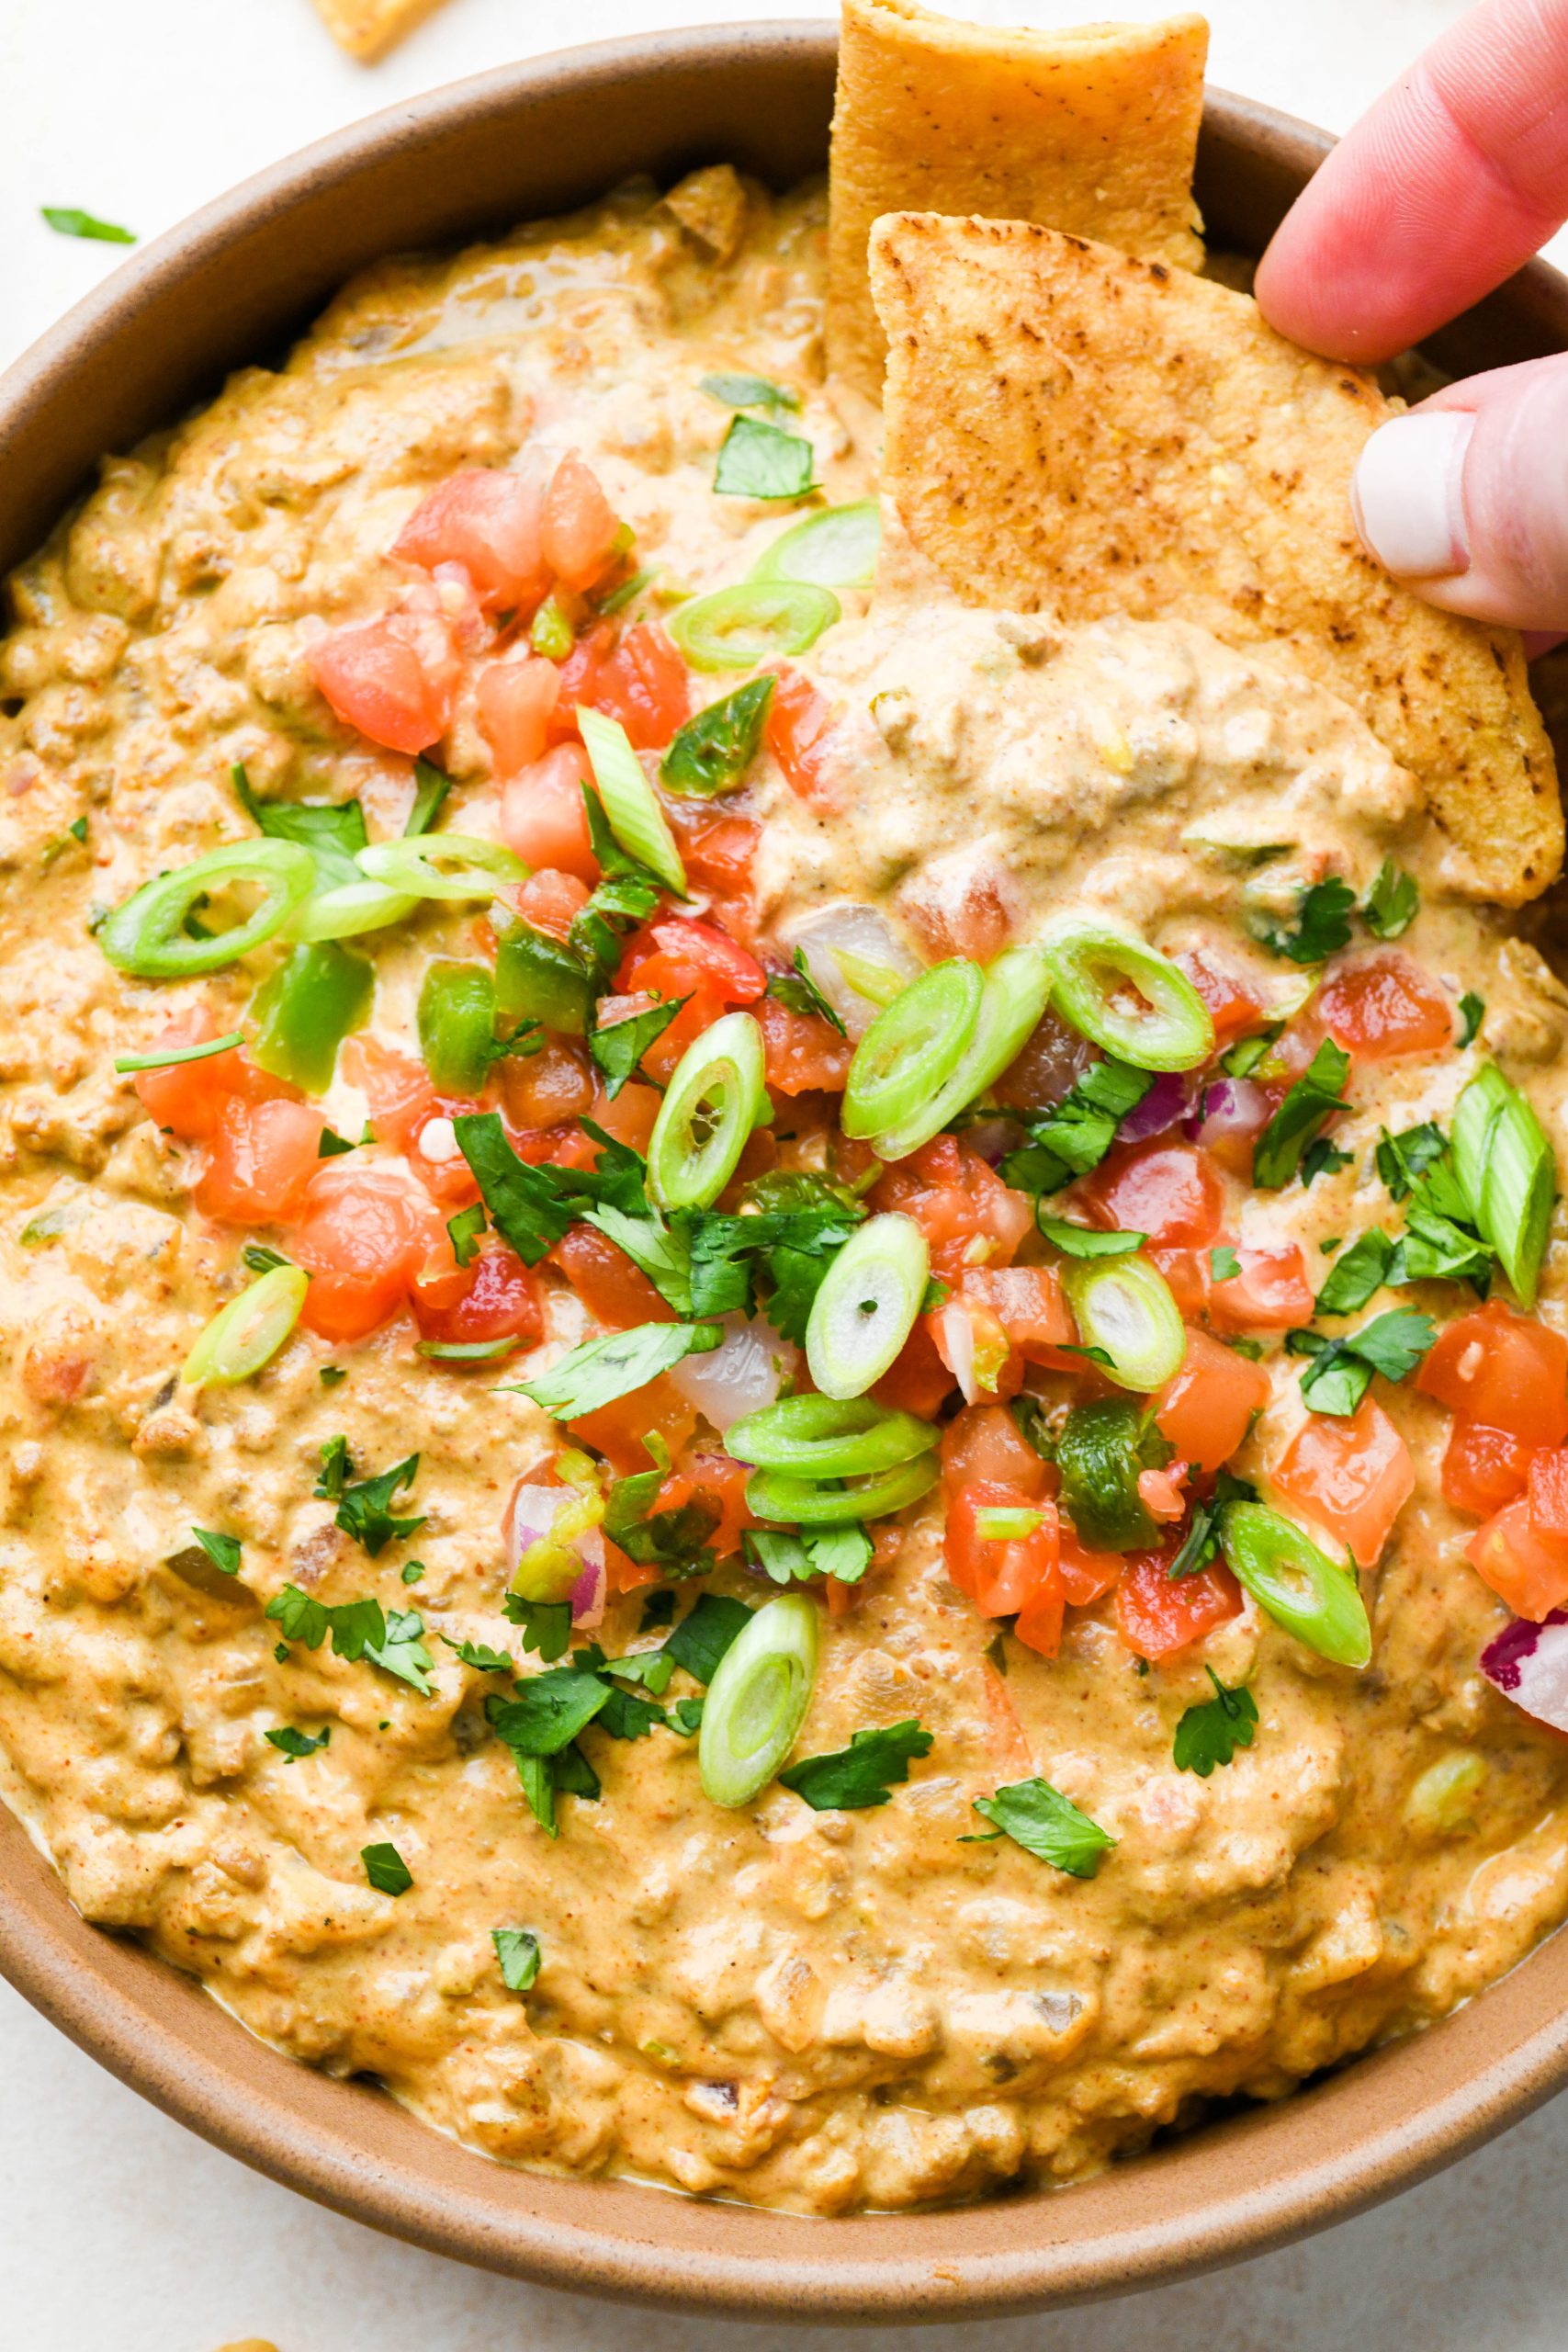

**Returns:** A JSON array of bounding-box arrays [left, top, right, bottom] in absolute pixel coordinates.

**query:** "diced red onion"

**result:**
[[961, 1115, 1025, 1167], [930, 1300, 979, 1405], [668, 1314, 796, 1431], [569, 1556, 606, 1631], [784, 903, 923, 1039], [1187, 1075, 1269, 1148], [1118, 1070, 1200, 1143], [505, 1478, 605, 1623], [1481, 1610, 1568, 1732]]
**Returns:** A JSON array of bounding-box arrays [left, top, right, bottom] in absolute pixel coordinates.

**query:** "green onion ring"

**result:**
[[699, 1591, 819, 1808], [745, 1454, 940, 1526], [667, 582, 840, 673], [578, 707, 686, 894], [1455, 1063, 1557, 1308], [288, 876, 419, 942], [841, 958, 984, 1141], [99, 841, 317, 979], [1061, 1255, 1187, 1393], [804, 1214, 930, 1399], [726, 1393, 939, 1478], [357, 833, 529, 901], [181, 1264, 309, 1388], [871, 944, 1053, 1159], [1043, 920, 1214, 1072], [1219, 1501, 1372, 1668], [749, 501, 882, 590], [647, 1011, 768, 1210]]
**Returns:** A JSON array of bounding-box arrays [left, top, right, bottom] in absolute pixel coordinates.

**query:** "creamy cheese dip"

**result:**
[[4, 169, 1568, 2219]]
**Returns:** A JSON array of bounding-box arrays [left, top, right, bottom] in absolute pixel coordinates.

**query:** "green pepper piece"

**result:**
[[418, 961, 500, 1097], [493, 909, 592, 1037], [1055, 1396, 1172, 1553], [248, 942, 373, 1094]]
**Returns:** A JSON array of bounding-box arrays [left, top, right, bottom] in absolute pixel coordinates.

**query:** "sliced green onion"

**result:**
[[1220, 1501, 1371, 1668], [1454, 1063, 1556, 1308], [249, 942, 373, 1094], [750, 501, 882, 590], [974, 1506, 1050, 1541], [492, 908, 592, 1037], [1055, 1397, 1170, 1553], [288, 876, 418, 943], [1043, 921, 1215, 1072], [577, 707, 685, 894], [1061, 1255, 1187, 1392], [1451, 1062, 1508, 1216], [530, 594, 574, 660], [726, 1393, 938, 1478], [829, 945, 909, 1010], [871, 944, 1052, 1159], [418, 960, 499, 1097], [357, 833, 528, 901], [99, 841, 317, 978], [841, 959, 983, 1141], [181, 1264, 309, 1388], [804, 1213, 930, 1398], [744, 1455, 940, 1526], [647, 1011, 767, 1210], [699, 1591, 818, 1808], [115, 1030, 243, 1075], [415, 1335, 525, 1362], [667, 582, 840, 673]]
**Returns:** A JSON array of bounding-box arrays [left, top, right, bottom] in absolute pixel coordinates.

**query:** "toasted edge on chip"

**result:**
[[827, 0, 1208, 399], [870, 211, 1562, 905], [311, 0, 450, 61]]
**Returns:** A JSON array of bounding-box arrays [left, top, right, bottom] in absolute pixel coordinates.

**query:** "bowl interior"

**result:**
[[3, 21, 1568, 2322]]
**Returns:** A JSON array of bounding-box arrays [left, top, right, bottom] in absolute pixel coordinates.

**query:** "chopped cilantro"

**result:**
[[589, 994, 688, 1098], [662, 1591, 752, 1684], [265, 1724, 331, 1761], [670, 1695, 705, 1736], [1000, 1057, 1153, 1197], [455, 1110, 648, 1265], [487, 1669, 612, 1757], [1210, 1245, 1242, 1283], [446, 1203, 486, 1268], [964, 1778, 1115, 1877], [262, 1587, 434, 1693], [766, 947, 847, 1035], [1288, 1306, 1435, 1416], [1300, 1136, 1353, 1187], [400, 1560, 425, 1585], [1168, 1469, 1258, 1580], [604, 1463, 719, 1577], [502, 1597, 573, 1661], [1172, 1669, 1258, 1776], [660, 676, 775, 797], [317, 1128, 355, 1158], [1252, 1039, 1350, 1189], [639, 1589, 677, 1633], [778, 1719, 933, 1810], [314, 1443, 424, 1555], [492, 1927, 542, 1992], [713, 413, 816, 500], [1259, 876, 1357, 964], [1314, 1228, 1394, 1316], [1458, 991, 1486, 1048], [1363, 859, 1420, 941], [700, 370, 800, 413], [232, 763, 367, 881], [745, 1523, 873, 1585], [511, 1321, 721, 1422], [274, 1641, 291, 1665], [441, 1634, 514, 1674], [1039, 1216, 1145, 1260], [191, 1528, 241, 1577], [362, 1842, 412, 1896]]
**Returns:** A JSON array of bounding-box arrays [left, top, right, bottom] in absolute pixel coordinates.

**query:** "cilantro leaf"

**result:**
[[1291, 1306, 1435, 1416], [777, 1719, 933, 1810], [584, 1201, 695, 1313], [966, 1778, 1115, 1877], [502, 1596, 573, 1660], [1172, 1668, 1258, 1776], [1210, 1245, 1242, 1283], [362, 1843, 412, 1896], [660, 677, 775, 797], [766, 947, 847, 1035], [1301, 1136, 1353, 1187], [1040, 1216, 1146, 1261], [1459, 991, 1486, 1048], [1363, 859, 1419, 941], [700, 370, 800, 413], [589, 994, 688, 1098], [1375, 1122, 1450, 1201], [486, 1670, 612, 1756], [42, 206, 136, 244], [595, 1683, 667, 1740], [492, 1927, 541, 1992], [441, 1634, 514, 1674], [447, 1203, 486, 1269], [191, 1528, 242, 1577], [1314, 1227, 1394, 1316], [1260, 876, 1357, 964], [604, 1464, 719, 1577], [264, 1585, 328, 1647], [454, 1112, 581, 1264], [1000, 1057, 1153, 1197], [1341, 1306, 1437, 1382], [262, 1585, 432, 1692], [714, 413, 816, 500], [512, 1320, 721, 1422], [317, 1445, 424, 1556], [744, 1525, 873, 1585], [663, 1591, 752, 1684], [1252, 1039, 1350, 1189], [1168, 1470, 1258, 1580], [265, 1724, 331, 1760], [671, 1695, 705, 1736], [232, 763, 367, 886], [405, 758, 452, 839], [365, 1607, 435, 1695]]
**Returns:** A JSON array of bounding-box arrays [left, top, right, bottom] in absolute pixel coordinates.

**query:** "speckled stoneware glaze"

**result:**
[[3, 22, 1568, 2321]]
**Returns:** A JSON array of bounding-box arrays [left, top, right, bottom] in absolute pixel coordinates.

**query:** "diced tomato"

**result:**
[[308, 604, 459, 756], [496, 1037, 594, 1130], [130, 1016, 296, 1142], [871, 1320, 954, 1417], [585, 1080, 661, 1155], [514, 1122, 598, 1172], [1080, 1140, 1224, 1250], [587, 624, 690, 750], [944, 1481, 1061, 1616], [500, 743, 598, 884], [542, 453, 623, 592], [1529, 1447, 1568, 1544], [290, 1164, 446, 1342], [1416, 1303, 1568, 1449], [1468, 1497, 1568, 1620], [764, 664, 835, 801], [633, 917, 765, 1003], [1115, 1554, 1244, 1658], [1316, 951, 1453, 1060], [674, 812, 759, 897], [872, 1135, 1033, 1283], [615, 917, 765, 1083], [194, 1096, 326, 1225], [390, 468, 548, 610], [1150, 1246, 1209, 1319], [551, 1222, 676, 1328], [513, 866, 592, 944], [1442, 1418, 1534, 1519], [1058, 1523, 1124, 1607], [407, 1111, 483, 1207], [1208, 1243, 1314, 1332], [908, 868, 1016, 967], [570, 1373, 696, 1477], [942, 1403, 1051, 1496], [757, 992, 852, 1094], [1139, 1462, 1190, 1523], [342, 1035, 437, 1153], [978, 1659, 1034, 1775], [992, 1008, 1096, 1114], [1155, 1327, 1269, 1477], [1273, 1395, 1415, 1562], [1177, 948, 1264, 1048], [478, 655, 561, 778], [412, 1245, 543, 1348], [676, 1451, 754, 1561], [547, 621, 615, 738], [960, 1265, 1076, 1367]]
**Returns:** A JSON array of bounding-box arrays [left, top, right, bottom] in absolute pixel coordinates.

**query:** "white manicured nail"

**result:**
[[1351, 411, 1473, 579]]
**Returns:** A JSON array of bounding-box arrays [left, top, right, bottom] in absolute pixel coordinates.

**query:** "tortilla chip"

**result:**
[[870, 213, 1562, 904], [828, 0, 1206, 397], [311, 0, 449, 61]]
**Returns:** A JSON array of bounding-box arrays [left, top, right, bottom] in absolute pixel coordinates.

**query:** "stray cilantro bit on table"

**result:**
[[713, 413, 816, 500], [964, 1778, 1116, 1878], [362, 1842, 413, 1896], [492, 1928, 542, 1993], [265, 1724, 331, 1762], [777, 1719, 932, 1811], [1172, 1669, 1258, 1776], [42, 205, 135, 243]]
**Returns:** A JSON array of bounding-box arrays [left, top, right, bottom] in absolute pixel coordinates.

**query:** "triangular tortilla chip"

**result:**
[[828, 0, 1207, 398], [870, 212, 1561, 904]]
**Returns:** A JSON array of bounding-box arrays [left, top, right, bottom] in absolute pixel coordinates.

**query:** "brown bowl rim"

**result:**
[[4, 22, 1568, 2322]]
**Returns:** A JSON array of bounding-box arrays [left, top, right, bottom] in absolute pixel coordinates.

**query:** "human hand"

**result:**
[[1255, 0, 1568, 636]]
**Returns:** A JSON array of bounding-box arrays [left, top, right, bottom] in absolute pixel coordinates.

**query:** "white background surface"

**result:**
[[5, 2, 1568, 2346]]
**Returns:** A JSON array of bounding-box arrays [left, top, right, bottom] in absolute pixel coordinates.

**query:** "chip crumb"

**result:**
[[310, 0, 450, 61]]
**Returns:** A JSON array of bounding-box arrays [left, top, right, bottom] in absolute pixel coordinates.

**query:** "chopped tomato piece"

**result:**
[[1012, 1578, 1066, 1657], [1155, 1328, 1269, 1477], [195, 1096, 325, 1225], [131, 1016, 295, 1142], [764, 664, 835, 801], [513, 866, 592, 944], [547, 621, 615, 739], [570, 1373, 695, 1477], [499, 743, 598, 884], [1177, 948, 1264, 1048], [615, 917, 765, 1083], [478, 655, 561, 778], [1080, 1140, 1224, 1250], [1529, 1448, 1568, 1544], [551, 1222, 676, 1328], [1442, 1418, 1533, 1519], [1316, 951, 1453, 1060], [673, 812, 759, 897], [588, 623, 690, 750], [633, 916, 765, 1003], [390, 468, 547, 610], [942, 1402, 1051, 1496], [496, 1037, 593, 1130], [542, 453, 623, 591], [960, 1265, 1076, 1366], [905, 867, 1015, 966], [945, 1481, 1061, 1616], [1149, 1246, 1209, 1319], [677, 1451, 755, 1561], [1468, 1497, 1568, 1621], [872, 1135, 1033, 1283], [1115, 1554, 1243, 1658], [871, 1320, 954, 1417], [412, 1245, 543, 1348], [757, 992, 852, 1094], [291, 1165, 430, 1341], [342, 1035, 437, 1153], [308, 605, 458, 756], [1208, 1243, 1314, 1332], [1416, 1304, 1568, 1449], [585, 1080, 661, 1155], [1274, 1395, 1415, 1562], [1058, 1524, 1123, 1607]]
